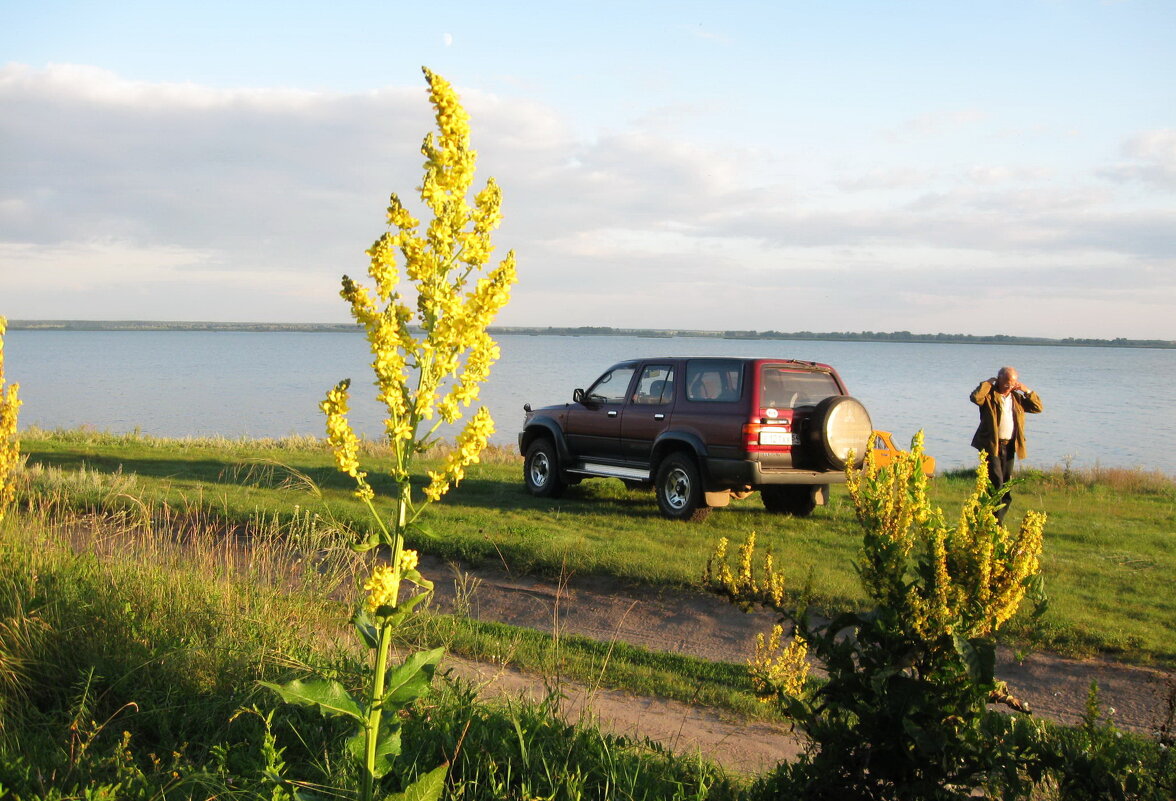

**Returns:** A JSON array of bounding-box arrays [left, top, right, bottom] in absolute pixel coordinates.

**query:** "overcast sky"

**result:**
[[2, 0, 1174, 339]]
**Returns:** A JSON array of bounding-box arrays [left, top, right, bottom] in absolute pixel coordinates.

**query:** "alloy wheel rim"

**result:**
[[530, 452, 550, 486], [665, 468, 690, 509]]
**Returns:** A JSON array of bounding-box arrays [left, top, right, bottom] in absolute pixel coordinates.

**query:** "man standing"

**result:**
[[970, 366, 1043, 523]]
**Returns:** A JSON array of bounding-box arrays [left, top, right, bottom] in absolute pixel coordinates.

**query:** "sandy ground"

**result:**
[[419, 555, 1174, 774]]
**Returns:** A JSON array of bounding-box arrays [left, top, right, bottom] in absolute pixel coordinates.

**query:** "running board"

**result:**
[[566, 463, 651, 481]]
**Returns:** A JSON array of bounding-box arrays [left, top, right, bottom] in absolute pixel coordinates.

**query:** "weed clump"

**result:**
[[708, 433, 1050, 799]]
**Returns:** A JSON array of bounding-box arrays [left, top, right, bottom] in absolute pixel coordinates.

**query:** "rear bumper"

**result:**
[[705, 457, 847, 488]]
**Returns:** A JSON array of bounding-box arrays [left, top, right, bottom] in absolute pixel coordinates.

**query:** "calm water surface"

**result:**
[[6, 331, 1175, 474]]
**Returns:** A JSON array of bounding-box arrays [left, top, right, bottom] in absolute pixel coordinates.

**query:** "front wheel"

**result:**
[[655, 453, 710, 522], [760, 485, 817, 517], [524, 439, 566, 498]]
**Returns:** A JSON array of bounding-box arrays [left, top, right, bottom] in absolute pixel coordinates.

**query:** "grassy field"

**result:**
[[0, 497, 741, 800], [4, 429, 1175, 799], [16, 428, 1176, 667]]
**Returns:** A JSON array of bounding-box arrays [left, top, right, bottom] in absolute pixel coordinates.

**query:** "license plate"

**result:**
[[759, 431, 797, 446]]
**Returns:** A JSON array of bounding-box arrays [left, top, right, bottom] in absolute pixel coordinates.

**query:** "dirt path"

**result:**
[[421, 555, 1174, 772]]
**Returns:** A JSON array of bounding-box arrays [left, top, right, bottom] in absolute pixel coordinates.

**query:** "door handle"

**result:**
[[607, 410, 618, 417], [654, 413, 665, 420]]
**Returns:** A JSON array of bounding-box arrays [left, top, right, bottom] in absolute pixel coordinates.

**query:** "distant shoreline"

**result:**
[[7, 320, 1174, 349]]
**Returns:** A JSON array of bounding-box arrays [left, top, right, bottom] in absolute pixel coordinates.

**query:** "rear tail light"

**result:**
[[743, 421, 794, 451]]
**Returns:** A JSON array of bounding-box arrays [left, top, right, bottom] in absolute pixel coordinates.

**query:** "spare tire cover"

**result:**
[[807, 396, 873, 470]]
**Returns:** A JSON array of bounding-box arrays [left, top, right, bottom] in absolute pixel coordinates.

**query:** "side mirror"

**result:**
[[573, 388, 585, 404]]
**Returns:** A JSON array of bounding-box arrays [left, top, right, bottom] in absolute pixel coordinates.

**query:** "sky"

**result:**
[[1, 0, 1174, 339]]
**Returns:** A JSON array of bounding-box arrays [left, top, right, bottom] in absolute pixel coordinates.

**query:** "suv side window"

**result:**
[[633, 365, 675, 404], [685, 359, 743, 402], [587, 366, 637, 403], [759, 367, 841, 409]]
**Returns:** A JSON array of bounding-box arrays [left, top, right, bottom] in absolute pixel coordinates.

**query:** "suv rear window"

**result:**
[[685, 359, 744, 402], [759, 366, 841, 409]]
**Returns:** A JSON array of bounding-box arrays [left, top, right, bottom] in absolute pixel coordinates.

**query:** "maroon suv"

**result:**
[[519, 357, 872, 521]]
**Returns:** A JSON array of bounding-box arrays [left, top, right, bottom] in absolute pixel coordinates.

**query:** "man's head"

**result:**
[[995, 366, 1019, 394]]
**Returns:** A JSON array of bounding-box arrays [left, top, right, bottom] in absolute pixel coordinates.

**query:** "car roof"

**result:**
[[613, 356, 834, 370]]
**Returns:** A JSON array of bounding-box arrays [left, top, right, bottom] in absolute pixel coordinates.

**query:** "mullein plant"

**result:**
[[0, 317, 20, 523], [263, 69, 516, 801], [707, 433, 1049, 799]]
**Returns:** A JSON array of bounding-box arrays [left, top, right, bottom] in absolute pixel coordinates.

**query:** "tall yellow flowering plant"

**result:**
[[846, 431, 1046, 641], [0, 317, 21, 523], [321, 65, 515, 546], [706, 433, 1048, 799], [263, 69, 515, 801]]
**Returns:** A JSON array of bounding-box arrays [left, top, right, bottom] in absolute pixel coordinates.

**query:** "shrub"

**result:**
[[707, 433, 1048, 799]]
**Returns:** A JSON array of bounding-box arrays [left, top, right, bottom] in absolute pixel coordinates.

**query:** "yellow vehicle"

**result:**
[[868, 430, 936, 476]]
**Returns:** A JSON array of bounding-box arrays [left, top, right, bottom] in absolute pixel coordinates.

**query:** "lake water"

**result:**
[[5, 330, 1175, 474]]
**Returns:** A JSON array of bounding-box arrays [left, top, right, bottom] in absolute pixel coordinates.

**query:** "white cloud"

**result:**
[[965, 165, 1051, 185], [835, 168, 938, 191], [885, 108, 987, 141], [1099, 129, 1176, 189], [0, 64, 1172, 338]]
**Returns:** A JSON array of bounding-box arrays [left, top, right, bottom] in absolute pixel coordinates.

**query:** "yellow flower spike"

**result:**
[[714, 536, 729, 564], [386, 193, 419, 230], [320, 379, 376, 502], [367, 233, 401, 302], [749, 626, 810, 700], [363, 564, 400, 615], [736, 532, 759, 596], [843, 427, 1046, 643], [399, 549, 419, 573], [0, 317, 22, 521], [341, 276, 381, 323]]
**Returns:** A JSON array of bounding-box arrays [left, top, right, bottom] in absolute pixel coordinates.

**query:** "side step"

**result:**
[[566, 462, 651, 482]]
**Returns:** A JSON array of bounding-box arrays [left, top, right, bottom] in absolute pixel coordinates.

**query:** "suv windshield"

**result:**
[[759, 366, 841, 409]]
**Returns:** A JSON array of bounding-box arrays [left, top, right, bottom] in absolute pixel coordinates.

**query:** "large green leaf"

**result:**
[[345, 724, 367, 764], [402, 568, 434, 593], [259, 678, 363, 721], [352, 610, 379, 649], [387, 763, 448, 801], [347, 722, 403, 779], [371, 591, 434, 629], [951, 634, 995, 684], [383, 647, 445, 708]]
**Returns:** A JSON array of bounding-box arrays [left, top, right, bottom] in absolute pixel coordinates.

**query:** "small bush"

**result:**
[[708, 434, 1048, 799]]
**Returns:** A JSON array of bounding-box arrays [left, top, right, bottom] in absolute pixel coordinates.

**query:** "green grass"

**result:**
[[16, 428, 1176, 667], [0, 500, 741, 800], [4, 434, 1175, 799], [414, 615, 770, 721]]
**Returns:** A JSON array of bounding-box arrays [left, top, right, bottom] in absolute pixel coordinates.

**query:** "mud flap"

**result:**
[[704, 490, 732, 508]]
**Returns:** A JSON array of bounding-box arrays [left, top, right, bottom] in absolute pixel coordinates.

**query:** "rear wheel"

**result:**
[[655, 453, 710, 522], [761, 485, 817, 517], [524, 439, 566, 498]]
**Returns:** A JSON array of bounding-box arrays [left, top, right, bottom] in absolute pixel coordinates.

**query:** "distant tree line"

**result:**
[[9, 320, 358, 333], [8, 321, 1173, 349], [492, 326, 1175, 349]]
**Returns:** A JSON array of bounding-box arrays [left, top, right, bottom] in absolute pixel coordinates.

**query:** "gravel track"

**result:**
[[422, 555, 1175, 772]]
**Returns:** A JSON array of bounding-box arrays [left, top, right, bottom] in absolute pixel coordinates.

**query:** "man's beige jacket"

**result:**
[[970, 381, 1044, 460]]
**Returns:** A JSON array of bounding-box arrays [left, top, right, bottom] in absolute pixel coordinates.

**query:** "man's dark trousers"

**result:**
[[987, 439, 1015, 524]]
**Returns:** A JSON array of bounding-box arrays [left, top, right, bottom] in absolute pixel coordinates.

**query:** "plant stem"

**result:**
[[363, 619, 394, 801]]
